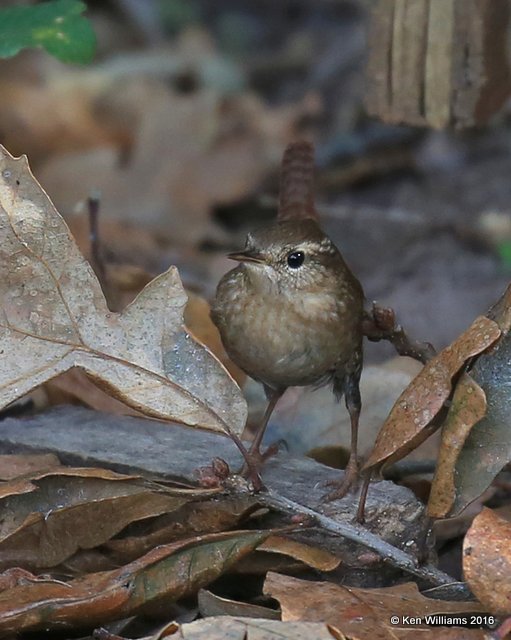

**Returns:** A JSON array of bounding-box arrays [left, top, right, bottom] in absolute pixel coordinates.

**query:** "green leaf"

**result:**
[[497, 240, 511, 267], [0, 0, 96, 64]]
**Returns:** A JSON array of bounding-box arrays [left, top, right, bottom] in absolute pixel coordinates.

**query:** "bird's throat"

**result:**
[[243, 263, 280, 295]]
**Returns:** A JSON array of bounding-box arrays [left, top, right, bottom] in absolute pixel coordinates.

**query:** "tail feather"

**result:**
[[278, 141, 319, 222]]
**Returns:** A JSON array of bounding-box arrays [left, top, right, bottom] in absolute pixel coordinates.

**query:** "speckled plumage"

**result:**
[[211, 218, 364, 395]]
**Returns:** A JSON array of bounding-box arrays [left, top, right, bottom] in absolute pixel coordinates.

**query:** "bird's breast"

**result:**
[[212, 271, 362, 389]]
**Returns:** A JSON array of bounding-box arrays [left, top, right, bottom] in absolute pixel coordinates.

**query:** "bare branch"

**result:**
[[363, 302, 436, 364], [260, 490, 470, 597]]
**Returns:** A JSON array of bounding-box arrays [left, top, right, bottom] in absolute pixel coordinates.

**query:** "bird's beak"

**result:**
[[227, 250, 265, 264]]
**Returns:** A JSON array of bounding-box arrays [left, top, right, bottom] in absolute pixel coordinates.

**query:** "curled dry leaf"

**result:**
[[198, 588, 281, 620], [432, 285, 511, 517], [426, 284, 511, 518], [233, 534, 341, 577], [363, 316, 500, 471], [0, 146, 246, 435], [0, 529, 270, 635], [140, 619, 180, 640], [257, 535, 340, 571], [0, 466, 219, 570], [264, 572, 488, 640], [463, 507, 511, 615], [427, 373, 487, 518]]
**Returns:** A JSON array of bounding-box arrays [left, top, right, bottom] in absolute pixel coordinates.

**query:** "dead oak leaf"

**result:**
[[464, 507, 511, 615], [363, 316, 500, 471], [264, 572, 487, 640], [0, 146, 246, 435]]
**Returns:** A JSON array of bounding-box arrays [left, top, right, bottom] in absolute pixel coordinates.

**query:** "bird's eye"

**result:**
[[287, 251, 305, 269]]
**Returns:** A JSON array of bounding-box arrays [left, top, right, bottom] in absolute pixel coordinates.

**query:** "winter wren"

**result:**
[[211, 142, 364, 498]]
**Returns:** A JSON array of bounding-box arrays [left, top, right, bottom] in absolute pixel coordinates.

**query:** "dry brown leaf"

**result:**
[[0, 466, 143, 502], [142, 620, 180, 640], [198, 588, 280, 621], [0, 71, 117, 164], [448, 288, 511, 515], [66, 213, 167, 278], [169, 617, 340, 640], [495, 505, 511, 522], [0, 453, 61, 480], [44, 295, 245, 412], [232, 534, 341, 577], [264, 572, 488, 640], [487, 282, 511, 332], [257, 535, 340, 571], [463, 507, 511, 615], [44, 368, 145, 416], [433, 490, 496, 542], [0, 466, 218, 570], [43, 299, 245, 414], [428, 373, 487, 518], [0, 145, 246, 435], [38, 85, 268, 245], [0, 567, 39, 592], [63, 494, 259, 572], [363, 316, 500, 471], [0, 529, 270, 635], [1, 46, 313, 250]]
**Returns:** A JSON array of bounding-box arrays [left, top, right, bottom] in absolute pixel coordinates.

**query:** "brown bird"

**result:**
[[211, 141, 364, 499]]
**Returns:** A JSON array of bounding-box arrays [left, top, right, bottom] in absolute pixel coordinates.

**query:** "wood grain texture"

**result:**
[[425, 0, 455, 128], [365, 0, 511, 128]]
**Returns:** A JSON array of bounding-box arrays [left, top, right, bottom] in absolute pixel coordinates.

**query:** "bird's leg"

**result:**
[[250, 386, 285, 457], [325, 371, 362, 501], [240, 387, 285, 486], [356, 470, 372, 523]]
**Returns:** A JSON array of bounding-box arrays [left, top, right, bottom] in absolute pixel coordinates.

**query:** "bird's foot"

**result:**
[[323, 457, 360, 501], [240, 440, 286, 491], [197, 454, 266, 492]]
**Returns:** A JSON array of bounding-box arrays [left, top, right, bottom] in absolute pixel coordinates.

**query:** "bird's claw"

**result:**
[[239, 439, 287, 492], [322, 459, 360, 501]]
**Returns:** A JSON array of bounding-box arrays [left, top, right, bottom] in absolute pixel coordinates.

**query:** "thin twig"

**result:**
[[363, 303, 436, 365], [87, 191, 119, 309], [259, 490, 470, 596], [87, 191, 106, 286]]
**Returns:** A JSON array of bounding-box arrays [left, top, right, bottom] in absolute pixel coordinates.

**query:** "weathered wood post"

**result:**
[[366, 0, 511, 128]]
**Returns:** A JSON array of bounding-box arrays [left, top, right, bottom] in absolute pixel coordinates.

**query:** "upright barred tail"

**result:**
[[278, 141, 319, 222]]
